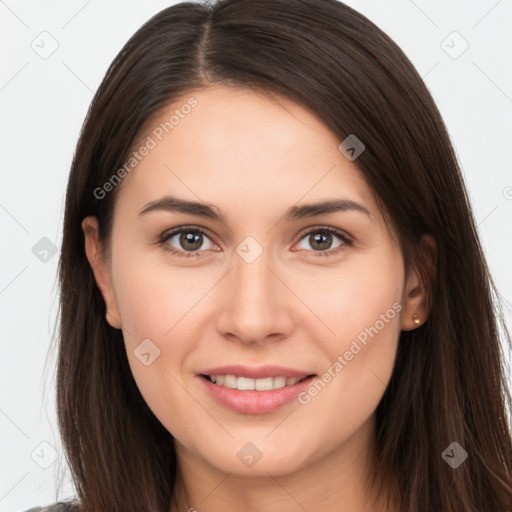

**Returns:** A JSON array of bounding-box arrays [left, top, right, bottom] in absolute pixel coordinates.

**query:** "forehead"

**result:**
[[115, 85, 374, 220]]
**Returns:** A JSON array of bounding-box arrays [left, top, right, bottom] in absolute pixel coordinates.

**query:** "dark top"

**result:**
[[23, 502, 80, 512]]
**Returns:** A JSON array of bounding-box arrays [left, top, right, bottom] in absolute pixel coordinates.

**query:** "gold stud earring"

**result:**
[[412, 314, 421, 325]]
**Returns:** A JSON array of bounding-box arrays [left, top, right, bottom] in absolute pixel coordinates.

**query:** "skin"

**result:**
[[83, 85, 435, 512]]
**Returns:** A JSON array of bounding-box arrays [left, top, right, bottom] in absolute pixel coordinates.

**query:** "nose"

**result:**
[[215, 246, 294, 346]]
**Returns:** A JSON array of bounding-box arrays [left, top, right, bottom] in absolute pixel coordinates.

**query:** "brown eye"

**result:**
[[295, 227, 352, 256], [159, 227, 216, 258], [176, 231, 204, 251]]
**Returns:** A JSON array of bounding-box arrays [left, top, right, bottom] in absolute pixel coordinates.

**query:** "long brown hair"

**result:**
[[55, 0, 512, 510]]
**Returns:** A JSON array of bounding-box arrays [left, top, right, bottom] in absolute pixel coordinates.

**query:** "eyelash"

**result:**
[[157, 225, 353, 259]]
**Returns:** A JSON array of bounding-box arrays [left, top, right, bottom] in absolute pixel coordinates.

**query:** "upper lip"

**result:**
[[198, 365, 316, 380]]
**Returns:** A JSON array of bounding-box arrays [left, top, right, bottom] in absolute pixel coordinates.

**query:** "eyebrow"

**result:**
[[138, 195, 371, 222]]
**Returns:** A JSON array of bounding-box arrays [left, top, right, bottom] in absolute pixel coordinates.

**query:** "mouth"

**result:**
[[200, 373, 316, 391], [197, 371, 318, 414], [196, 364, 318, 414]]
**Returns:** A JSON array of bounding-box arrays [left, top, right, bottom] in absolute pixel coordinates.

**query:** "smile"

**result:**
[[202, 374, 312, 391]]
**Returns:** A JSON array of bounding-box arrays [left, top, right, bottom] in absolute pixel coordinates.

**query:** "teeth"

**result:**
[[207, 374, 303, 390]]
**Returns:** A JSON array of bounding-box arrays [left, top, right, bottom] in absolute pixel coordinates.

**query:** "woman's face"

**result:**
[[83, 85, 426, 478]]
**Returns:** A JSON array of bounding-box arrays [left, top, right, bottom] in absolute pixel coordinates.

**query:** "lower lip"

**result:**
[[198, 375, 316, 414]]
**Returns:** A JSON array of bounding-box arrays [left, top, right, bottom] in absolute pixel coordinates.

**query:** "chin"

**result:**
[[194, 436, 318, 477]]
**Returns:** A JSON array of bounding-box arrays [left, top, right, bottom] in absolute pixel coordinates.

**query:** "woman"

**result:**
[[26, 0, 512, 510]]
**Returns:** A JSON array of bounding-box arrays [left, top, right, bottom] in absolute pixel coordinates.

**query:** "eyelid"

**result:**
[[295, 225, 353, 244], [158, 224, 214, 243]]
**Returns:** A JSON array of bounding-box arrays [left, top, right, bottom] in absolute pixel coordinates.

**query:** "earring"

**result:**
[[412, 314, 421, 325]]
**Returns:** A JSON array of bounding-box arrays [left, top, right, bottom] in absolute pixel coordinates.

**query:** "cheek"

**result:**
[[110, 260, 203, 433], [295, 247, 404, 414], [111, 255, 215, 344], [296, 246, 404, 347], [110, 257, 216, 416]]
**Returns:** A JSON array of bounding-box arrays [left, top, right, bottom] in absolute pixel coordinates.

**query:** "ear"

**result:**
[[82, 216, 122, 329], [401, 234, 437, 331]]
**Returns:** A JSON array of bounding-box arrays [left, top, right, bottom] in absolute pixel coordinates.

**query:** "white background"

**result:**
[[1, 0, 511, 510]]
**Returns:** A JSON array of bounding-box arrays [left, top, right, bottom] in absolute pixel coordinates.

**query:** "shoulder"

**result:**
[[22, 501, 80, 512]]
